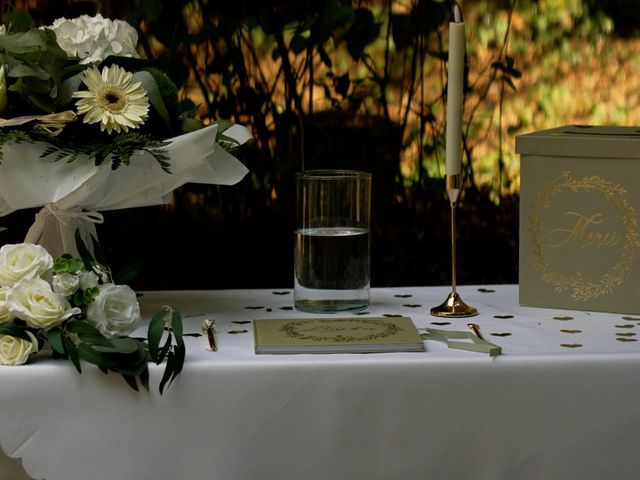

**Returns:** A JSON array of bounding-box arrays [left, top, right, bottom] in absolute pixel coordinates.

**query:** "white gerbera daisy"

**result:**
[[73, 65, 149, 134]]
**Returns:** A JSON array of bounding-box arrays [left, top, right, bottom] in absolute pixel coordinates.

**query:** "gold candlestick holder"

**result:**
[[431, 174, 478, 318]]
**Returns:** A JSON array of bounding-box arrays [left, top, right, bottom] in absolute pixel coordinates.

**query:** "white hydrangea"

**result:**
[[46, 14, 139, 64]]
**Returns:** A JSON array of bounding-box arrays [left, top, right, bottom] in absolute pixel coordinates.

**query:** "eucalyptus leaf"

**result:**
[[133, 70, 171, 130], [57, 72, 83, 106], [8, 63, 50, 80]]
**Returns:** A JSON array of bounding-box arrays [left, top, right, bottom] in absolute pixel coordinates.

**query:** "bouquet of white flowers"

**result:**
[[0, 14, 250, 257], [0, 242, 185, 394]]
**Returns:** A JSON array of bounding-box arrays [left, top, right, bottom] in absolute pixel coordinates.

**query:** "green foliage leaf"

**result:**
[[122, 374, 139, 392], [66, 321, 102, 336], [78, 343, 115, 369], [159, 351, 176, 396], [63, 336, 81, 373], [47, 328, 65, 354], [3, 10, 34, 33], [133, 70, 172, 132], [148, 310, 166, 363], [74, 229, 95, 271], [53, 254, 84, 274], [114, 260, 144, 285], [0, 322, 32, 341]]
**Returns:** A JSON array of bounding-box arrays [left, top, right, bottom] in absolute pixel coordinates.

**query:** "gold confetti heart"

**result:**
[[560, 329, 582, 334]]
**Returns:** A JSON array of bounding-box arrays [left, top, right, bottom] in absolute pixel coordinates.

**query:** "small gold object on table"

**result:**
[[431, 2, 477, 318]]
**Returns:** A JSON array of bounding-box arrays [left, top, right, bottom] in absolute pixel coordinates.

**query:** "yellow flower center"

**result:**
[[99, 87, 126, 112]]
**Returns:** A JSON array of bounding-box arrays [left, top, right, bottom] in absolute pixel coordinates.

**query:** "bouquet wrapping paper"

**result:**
[[0, 123, 250, 256]]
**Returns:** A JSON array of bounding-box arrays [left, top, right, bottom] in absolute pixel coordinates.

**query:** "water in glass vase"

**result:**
[[294, 226, 370, 312]]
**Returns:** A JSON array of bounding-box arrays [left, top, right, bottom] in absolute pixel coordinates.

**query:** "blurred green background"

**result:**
[[1, 0, 638, 289]]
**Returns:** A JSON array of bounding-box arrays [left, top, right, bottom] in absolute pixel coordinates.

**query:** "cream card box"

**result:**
[[516, 125, 640, 314]]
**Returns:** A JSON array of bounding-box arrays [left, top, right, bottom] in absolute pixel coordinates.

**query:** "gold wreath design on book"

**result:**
[[530, 171, 640, 301], [279, 318, 401, 343]]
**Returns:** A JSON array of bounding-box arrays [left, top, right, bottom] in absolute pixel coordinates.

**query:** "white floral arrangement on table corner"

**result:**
[[0, 13, 250, 258], [0, 242, 185, 394]]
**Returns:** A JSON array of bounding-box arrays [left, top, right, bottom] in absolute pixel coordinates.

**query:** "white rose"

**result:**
[[0, 286, 11, 323], [7, 277, 80, 330], [86, 284, 141, 338], [47, 14, 139, 64], [0, 243, 53, 287], [52, 272, 80, 297], [0, 331, 38, 366], [79, 271, 99, 290]]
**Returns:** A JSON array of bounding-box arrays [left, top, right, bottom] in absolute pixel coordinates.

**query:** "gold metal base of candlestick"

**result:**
[[430, 291, 478, 318]]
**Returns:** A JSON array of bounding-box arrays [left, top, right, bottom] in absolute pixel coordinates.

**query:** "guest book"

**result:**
[[516, 125, 640, 314], [253, 316, 425, 354]]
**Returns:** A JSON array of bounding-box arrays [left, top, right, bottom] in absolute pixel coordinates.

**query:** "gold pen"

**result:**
[[467, 322, 484, 340], [202, 319, 217, 351]]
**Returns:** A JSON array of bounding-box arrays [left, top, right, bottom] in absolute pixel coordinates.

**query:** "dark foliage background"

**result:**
[[0, 0, 525, 290]]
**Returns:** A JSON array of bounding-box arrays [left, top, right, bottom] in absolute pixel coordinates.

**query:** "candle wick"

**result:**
[[453, 3, 463, 23]]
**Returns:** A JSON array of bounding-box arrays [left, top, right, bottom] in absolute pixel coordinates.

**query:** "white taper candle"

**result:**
[[445, 4, 465, 176]]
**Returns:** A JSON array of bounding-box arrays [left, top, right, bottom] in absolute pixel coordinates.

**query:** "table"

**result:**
[[1, 285, 639, 480]]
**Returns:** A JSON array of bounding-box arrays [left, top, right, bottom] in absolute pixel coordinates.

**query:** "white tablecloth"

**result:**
[[1, 285, 639, 480]]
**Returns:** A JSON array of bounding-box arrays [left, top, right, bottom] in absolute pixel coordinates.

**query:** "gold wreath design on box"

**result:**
[[530, 171, 640, 301]]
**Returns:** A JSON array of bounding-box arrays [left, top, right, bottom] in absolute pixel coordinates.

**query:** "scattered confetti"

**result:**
[[232, 321, 251, 325], [622, 316, 640, 321], [394, 294, 413, 298], [266, 308, 272, 312], [477, 288, 496, 293], [560, 343, 583, 348], [491, 332, 512, 337], [616, 332, 636, 337], [272, 291, 290, 295], [616, 338, 638, 343], [493, 315, 514, 319], [553, 316, 574, 321], [245, 306, 265, 310], [183, 333, 203, 337], [560, 329, 582, 334], [383, 314, 403, 317], [430, 321, 451, 326], [615, 324, 636, 329], [279, 306, 294, 311], [402, 304, 422, 308], [227, 330, 249, 334], [354, 311, 370, 315]]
